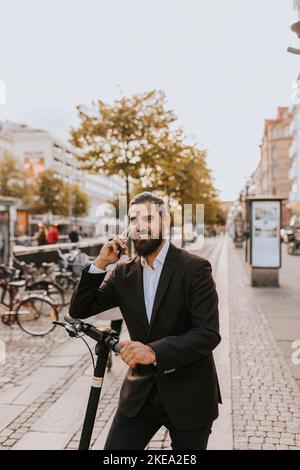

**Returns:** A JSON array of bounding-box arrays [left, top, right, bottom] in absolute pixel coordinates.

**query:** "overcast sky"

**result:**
[[0, 0, 299, 200]]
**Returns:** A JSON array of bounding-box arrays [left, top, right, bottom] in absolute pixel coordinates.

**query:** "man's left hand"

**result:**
[[119, 341, 156, 368]]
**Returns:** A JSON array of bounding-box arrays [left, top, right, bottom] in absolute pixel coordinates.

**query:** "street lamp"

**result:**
[[288, 0, 300, 54]]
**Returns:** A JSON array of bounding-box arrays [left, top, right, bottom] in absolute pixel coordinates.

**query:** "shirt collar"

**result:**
[[140, 239, 170, 270]]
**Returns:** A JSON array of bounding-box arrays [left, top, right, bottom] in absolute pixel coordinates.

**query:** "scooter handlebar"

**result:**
[[63, 315, 121, 353]]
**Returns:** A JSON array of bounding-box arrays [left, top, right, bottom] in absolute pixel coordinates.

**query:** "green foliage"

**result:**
[[70, 90, 176, 209], [70, 89, 222, 230], [35, 170, 89, 217], [0, 154, 90, 218], [69, 184, 90, 217], [36, 170, 68, 215], [0, 152, 24, 198]]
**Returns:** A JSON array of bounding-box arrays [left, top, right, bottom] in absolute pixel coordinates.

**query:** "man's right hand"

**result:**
[[93, 238, 127, 270]]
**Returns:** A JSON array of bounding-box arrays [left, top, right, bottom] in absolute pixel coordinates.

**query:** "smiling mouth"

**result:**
[[137, 233, 149, 240]]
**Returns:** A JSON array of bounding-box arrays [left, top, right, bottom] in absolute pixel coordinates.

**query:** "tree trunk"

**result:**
[[126, 174, 130, 215], [167, 193, 172, 241], [125, 174, 132, 256], [181, 199, 184, 248]]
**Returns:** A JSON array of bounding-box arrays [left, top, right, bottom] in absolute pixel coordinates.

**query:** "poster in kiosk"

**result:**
[[248, 197, 282, 287]]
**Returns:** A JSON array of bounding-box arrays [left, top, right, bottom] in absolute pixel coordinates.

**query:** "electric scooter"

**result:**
[[53, 314, 121, 450]]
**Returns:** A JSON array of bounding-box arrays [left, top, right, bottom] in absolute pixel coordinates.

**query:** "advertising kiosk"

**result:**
[[247, 196, 283, 287]]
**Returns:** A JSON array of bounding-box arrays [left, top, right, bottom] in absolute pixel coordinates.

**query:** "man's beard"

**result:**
[[133, 233, 163, 257]]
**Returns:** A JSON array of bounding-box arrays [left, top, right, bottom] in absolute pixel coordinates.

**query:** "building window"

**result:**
[[24, 152, 45, 176], [285, 125, 290, 137], [272, 127, 278, 139], [272, 150, 277, 161]]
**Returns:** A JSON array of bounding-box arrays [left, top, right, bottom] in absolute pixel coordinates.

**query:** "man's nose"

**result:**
[[140, 221, 149, 232], [136, 221, 148, 233]]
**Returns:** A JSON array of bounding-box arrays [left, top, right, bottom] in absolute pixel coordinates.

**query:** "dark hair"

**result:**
[[130, 191, 163, 206], [130, 192, 168, 216]]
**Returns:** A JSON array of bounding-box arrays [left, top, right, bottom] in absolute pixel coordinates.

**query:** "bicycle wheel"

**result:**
[[0, 281, 12, 307], [0, 283, 14, 325], [27, 281, 65, 312], [54, 275, 77, 305], [16, 295, 58, 336]]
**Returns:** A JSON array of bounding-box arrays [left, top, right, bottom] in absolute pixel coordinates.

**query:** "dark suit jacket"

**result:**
[[69, 242, 222, 430]]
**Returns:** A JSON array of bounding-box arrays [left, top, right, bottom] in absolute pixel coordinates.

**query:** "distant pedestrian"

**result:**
[[0, 229, 5, 263], [35, 223, 48, 246], [69, 226, 79, 243], [79, 226, 85, 238], [48, 224, 59, 244]]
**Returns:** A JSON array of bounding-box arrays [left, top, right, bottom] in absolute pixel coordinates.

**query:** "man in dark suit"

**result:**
[[69, 192, 221, 450]]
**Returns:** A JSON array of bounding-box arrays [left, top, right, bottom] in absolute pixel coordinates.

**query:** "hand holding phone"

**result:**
[[117, 225, 131, 259]]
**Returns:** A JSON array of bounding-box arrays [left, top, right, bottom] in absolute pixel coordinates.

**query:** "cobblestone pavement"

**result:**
[[0, 235, 299, 450], [229, 241, 300, 450], [248, 246, 300, 389]]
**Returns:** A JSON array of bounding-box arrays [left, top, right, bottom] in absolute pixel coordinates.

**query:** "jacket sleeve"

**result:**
[[69, 265, 119, 319], [149, 259, 221, 373]]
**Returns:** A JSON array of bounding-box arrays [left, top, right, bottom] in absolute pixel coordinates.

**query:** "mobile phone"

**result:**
[[117, 225, 131, 259]]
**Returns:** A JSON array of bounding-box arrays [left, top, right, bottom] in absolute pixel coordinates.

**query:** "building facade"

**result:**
[[0, 121, 125, 230], [288, 75, 300, 216], [249, 107, 292, 224]]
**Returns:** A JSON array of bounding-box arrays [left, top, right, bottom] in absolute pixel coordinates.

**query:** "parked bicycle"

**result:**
[[54, 248, 91, 303], [38, 260, 77, 306], [12, 256, 65, 312], [0, 264, 59, 336]]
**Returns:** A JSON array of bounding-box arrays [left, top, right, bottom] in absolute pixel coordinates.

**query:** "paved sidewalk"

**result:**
[[229, 240, 300, 450], [247, 246, 300, 389]]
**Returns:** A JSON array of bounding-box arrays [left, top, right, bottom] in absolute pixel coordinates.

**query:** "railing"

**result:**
[[13, 237, 106, 256], [12, 237, 107, 268], [11, 234, 71, 248]]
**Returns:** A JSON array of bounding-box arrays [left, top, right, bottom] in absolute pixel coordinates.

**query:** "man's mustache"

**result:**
[[131, 231, 161, 241], [129, 229, 148, 241]]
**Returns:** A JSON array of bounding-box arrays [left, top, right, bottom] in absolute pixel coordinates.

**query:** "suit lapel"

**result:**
[[147, 243, 180, 335], [128, 257, 149, 332]]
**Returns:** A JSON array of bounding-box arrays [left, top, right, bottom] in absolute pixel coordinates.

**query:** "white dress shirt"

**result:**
[[140, 240, 169, 323], [88, 240, 170, 323]]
